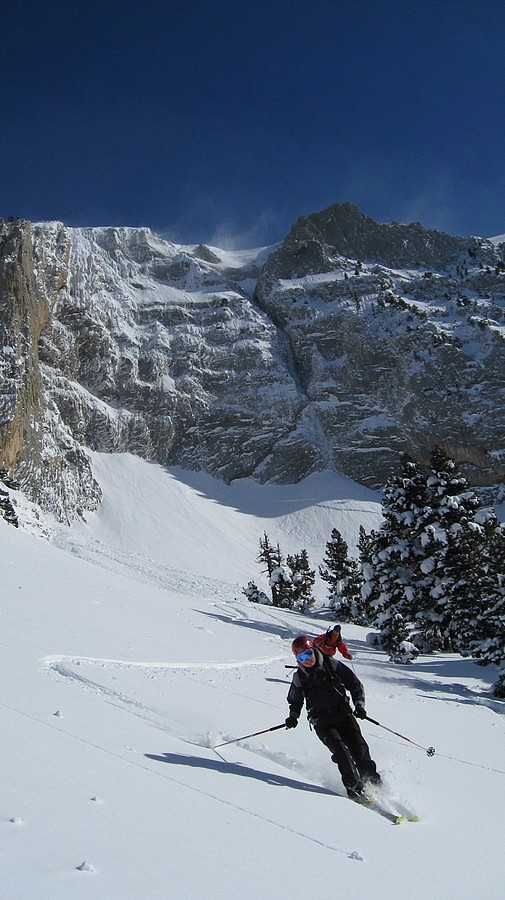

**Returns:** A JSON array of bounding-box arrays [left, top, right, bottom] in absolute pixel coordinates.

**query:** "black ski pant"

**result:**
[[314, 716, 379, 789]]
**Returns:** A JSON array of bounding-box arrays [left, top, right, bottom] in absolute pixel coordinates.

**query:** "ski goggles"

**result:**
[[297, 649, 314, 662]]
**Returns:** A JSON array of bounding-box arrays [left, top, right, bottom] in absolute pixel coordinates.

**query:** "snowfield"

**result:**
[[1, 454, 504, 899]]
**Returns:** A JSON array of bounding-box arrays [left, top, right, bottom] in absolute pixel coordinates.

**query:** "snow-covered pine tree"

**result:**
[[269, 563, 296, 609], [415, 449, 488, 651], [445, 508, 505, 695], [367, 531, 411, 659], [0, 487, 18, 527], [494, 670, 505, 699], [319, 527, 364, 622], [256, 532, 283, 606], [342, 563, 367, 623], [407, 449, 505, 690], [286, 549, 316, 611], [364, 457, 430, 660], [319, 528, 350, 595], [361, 447, 505, 680], [242, 581, 270, 604], [358, 525, 380, 625]]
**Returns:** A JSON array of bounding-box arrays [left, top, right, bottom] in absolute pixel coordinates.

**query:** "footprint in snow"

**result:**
[[8, 817, 24, 825]]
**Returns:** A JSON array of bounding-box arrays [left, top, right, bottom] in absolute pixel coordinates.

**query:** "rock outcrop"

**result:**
[[0, 220, 101, 520], [1, 203, 504, 521], [254, 203, 505, 489]]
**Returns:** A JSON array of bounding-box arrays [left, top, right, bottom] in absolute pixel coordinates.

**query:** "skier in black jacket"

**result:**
[[285, 635, 381, 798]]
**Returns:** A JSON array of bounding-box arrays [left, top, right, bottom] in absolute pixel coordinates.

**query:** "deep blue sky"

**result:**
[[2, 1, 505, 246]]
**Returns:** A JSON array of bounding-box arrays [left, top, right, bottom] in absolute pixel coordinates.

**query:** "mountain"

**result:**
[[1, 203, 505, 521]]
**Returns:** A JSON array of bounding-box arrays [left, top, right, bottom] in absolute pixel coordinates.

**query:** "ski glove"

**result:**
[[354, 706, 367, 719], [285, 715, 298, 729]]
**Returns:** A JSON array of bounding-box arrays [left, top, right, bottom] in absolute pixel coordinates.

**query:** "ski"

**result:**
[[349, 793, 419, 825]]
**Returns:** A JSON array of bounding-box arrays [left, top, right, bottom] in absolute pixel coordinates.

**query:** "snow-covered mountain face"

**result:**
[[1, 202, 505, 521], [253, 205, 505, 492]]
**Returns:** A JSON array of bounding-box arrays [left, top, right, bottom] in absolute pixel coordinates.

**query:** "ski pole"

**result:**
[[365, 716, 436, 756], [213, 723, 286, 749]]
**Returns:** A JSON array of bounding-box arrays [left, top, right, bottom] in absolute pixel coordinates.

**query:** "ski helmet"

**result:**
[[291, 635, 314, 656]]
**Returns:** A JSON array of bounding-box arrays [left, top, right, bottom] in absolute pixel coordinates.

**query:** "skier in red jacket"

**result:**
[[314, 624, 353, 660]]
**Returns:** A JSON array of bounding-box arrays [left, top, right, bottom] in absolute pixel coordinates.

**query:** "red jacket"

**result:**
[[313, 626, 353, 660]]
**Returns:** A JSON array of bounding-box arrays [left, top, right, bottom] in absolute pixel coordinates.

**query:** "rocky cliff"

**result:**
[[255, 203, 505, 488], [1, 203, 504, 521], [0, 219, 101, 520]]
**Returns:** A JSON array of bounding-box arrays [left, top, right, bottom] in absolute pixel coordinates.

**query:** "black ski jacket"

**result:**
[[287, 648, 365, 726]]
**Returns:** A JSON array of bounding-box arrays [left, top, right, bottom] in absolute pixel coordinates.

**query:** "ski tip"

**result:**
[[393, 815, 407, 825], [408, 815, 420, 822]]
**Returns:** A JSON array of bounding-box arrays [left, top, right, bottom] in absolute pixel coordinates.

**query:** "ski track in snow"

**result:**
[[43, 651, 421, 826], [44, 653, 286, 671], [45, 526, 505, 788], [50, 527, 333, 644], [49, 648, 504, 789], [46, 527, 505, 796], [34, 658, 366, 860], [45, 524, 332, 774], [51, 529, 240, 601], [43, 652, 287, 743], [1, 693, 362, 859], [43, 649, 352, 820], [43, 518, 502, 863]]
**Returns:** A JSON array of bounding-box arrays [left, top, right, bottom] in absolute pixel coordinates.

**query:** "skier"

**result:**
[[285, 635, 381, 798], [313, 624, 353, 660]]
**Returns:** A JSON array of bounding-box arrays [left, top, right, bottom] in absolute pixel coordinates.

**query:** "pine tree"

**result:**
[[360, 446, 505, 683], [287, 549, 316, 611], [269, 563, 296, 609], [446, 510, 505, 693], [319, 528, 363, 622], [357, 525, 379, 625], [0, 487, 19, 527], [367, 525, 411, 658], [342, 563, 367, 624], [364, 457, 429, 659], [494, 669, 505, 699], [417, 449, 491, 651], [242, 581, 270, 604], [364, 449, 493, 656], [256, 532, 283, 606]]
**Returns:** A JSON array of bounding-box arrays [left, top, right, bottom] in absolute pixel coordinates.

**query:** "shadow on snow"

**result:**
[[197, 611, 503, 712], [145, 751, 336, 796]]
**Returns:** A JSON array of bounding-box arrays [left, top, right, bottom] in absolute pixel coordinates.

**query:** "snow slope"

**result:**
[[1, 455, 504, 899]]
